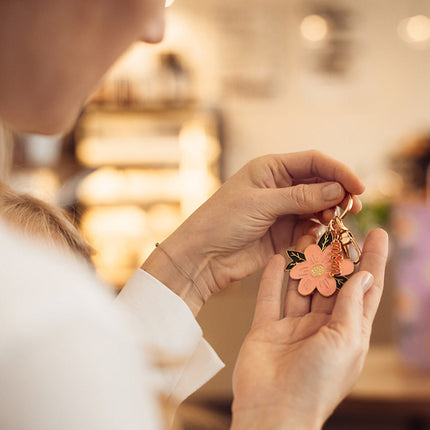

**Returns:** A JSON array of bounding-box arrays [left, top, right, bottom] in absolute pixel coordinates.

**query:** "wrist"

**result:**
[[141, 233, 215, 316]]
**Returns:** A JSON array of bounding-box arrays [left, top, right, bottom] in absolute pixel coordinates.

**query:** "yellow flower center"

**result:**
[[311, 264, 325, 277]]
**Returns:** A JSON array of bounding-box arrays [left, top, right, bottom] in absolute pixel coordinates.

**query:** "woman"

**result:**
[[0, 1, 388, 429]]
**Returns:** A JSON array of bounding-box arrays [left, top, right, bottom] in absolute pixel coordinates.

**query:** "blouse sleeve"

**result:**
[[117, 269, 225, 404]]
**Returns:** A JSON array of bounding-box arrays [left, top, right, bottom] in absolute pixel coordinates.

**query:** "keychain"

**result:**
[[285, 194, 362, 297]]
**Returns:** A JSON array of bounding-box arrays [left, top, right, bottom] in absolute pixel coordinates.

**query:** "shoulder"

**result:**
[[0, 221, 130, 349]]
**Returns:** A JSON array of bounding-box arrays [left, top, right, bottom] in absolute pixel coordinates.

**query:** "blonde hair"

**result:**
[[0, 184, 94, 264]]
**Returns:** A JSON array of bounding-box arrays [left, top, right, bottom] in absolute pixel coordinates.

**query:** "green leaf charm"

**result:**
[[285, 250, 306, 272], [318, 231, 333, 251], [287, 250, 306, 263], [285, 261, 296, 271], [334, 275, 350, 289]]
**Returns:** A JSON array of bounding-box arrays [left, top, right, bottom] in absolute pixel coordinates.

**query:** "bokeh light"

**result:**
[[398, 15, 430, 46], [300, 14, 329, 42]]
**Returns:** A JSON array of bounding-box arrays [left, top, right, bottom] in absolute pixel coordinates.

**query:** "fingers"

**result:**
[[311, 290, 338, 315], [268, 215, 296, 254], [329, 228, 389, 339], [341, 194, 363, 215], [292, 219, 321, 244], [284, 234, 315, 318], [359, 228, 389, 329], [277, 151, 365, 198], [263, 181, 347, 218], [252, 254, 286, 327], [318, 208, 336, 225], [328, 271, 374, 338], [319, 196, 362, 222], [246, 151, 364, 219], [270, 217, 320, 253]]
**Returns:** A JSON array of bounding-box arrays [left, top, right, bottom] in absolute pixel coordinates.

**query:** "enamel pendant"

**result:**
[[285, 195, 361, 297]]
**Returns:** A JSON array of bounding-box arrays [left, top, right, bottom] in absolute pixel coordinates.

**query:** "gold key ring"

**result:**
[[338, 194, 354, 221]]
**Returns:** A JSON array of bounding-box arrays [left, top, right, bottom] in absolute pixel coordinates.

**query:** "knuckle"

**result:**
[[291, 184, 309, 210], [248, 154, 272, 170], [244, 155, 274, 181], [309, 149, 322, 158]]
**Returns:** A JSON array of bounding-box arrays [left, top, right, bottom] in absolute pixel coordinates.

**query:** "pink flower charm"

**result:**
[[290, 244, 354, 297]]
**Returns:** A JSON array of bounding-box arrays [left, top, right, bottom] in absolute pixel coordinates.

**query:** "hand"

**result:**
[[143, 151, 365, 315], [231, 228, 388, 430]]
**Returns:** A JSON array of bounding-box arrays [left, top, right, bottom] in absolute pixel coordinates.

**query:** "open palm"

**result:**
[[231, 229, 388, 430]]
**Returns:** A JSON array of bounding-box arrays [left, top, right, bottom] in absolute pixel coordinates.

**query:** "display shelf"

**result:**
[[74, 104, 222, 288]]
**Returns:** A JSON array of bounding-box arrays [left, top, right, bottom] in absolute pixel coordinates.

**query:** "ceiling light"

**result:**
[[398, 14, 430, 45], [300, 14, 329, 42]]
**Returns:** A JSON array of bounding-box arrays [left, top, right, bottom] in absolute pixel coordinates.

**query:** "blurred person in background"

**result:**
[[389, 134, 430, 371], [391, 133, 430, 200], [0, 1, 388, 429]]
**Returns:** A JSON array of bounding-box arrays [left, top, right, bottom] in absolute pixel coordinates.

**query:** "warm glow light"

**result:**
[[165, 0, 175, 7], [77, 168, 182, 205], [81, 206, 150, 287], [10, 168, 60, 203], [76, 135, 181, 167], [178, 122, 221, 216], [300, 15, 328, 42], [377, 170, 404, 198], [179, 122, 221, 164], [76, 111, 183, 167], [398, 15, 430, 45], [406, 15, 430, 42], [82, 206, 148, 239], [146, 204, 182, 234]]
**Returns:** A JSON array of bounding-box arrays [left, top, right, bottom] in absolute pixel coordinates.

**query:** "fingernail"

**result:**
[[361, 272, 374, 292], [322, 183, 342, 201]]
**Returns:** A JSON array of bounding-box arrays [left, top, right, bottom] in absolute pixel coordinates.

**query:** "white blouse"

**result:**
[[0, 223, 224, 430]]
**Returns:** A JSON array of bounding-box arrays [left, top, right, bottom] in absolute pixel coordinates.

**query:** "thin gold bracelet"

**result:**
[[155, 242, 205, 301]]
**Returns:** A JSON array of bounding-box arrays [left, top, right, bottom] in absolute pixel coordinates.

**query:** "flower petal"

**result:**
[[298, 277, 317, 296], [340, 259, 354, 276], [316, 276, 337, 297], [304, 244, 323, 264], [290, 261, 311, 279]]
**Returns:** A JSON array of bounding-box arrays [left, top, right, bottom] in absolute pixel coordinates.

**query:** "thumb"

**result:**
[[329, 271, 374, 337], [263, 182, 345, 216]]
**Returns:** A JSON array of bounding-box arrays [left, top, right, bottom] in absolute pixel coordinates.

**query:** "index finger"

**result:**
[[252, 254, 287, 327], [277, 150, 365, 196]]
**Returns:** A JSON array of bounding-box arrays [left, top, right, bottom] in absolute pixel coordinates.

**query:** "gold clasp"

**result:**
[[339, 229, 362, 264], [338, 194, 354, 221], [328, 200, 362, 264]]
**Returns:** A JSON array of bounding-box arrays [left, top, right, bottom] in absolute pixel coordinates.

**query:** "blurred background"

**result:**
[[5, 0, 430, 428]]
